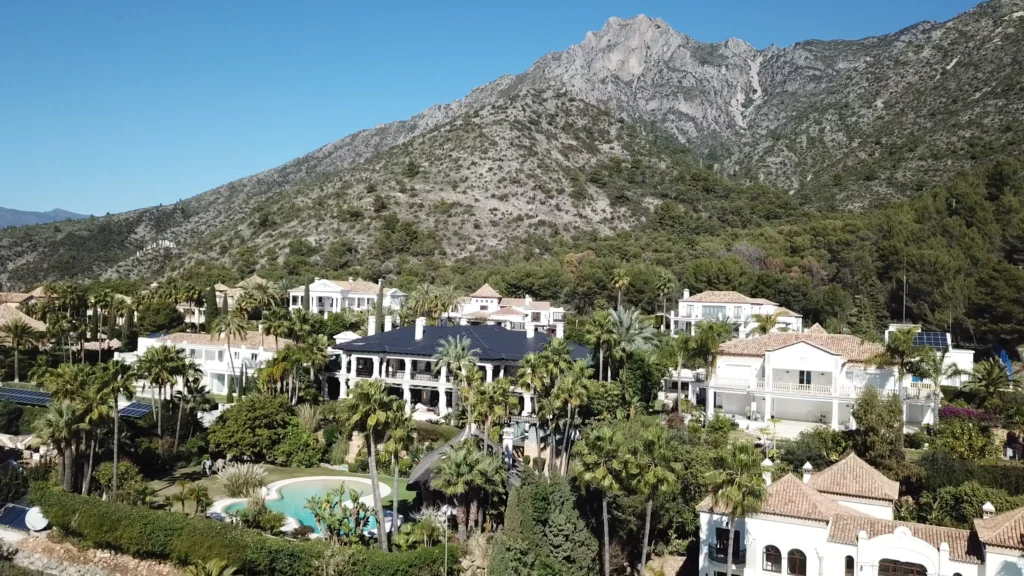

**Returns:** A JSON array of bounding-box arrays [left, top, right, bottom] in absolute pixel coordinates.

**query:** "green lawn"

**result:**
[[149, 463, 417, 515]]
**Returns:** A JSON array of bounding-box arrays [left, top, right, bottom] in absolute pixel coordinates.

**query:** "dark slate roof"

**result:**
[[332, 325, 590, 362], [407, 427, 507, 490]]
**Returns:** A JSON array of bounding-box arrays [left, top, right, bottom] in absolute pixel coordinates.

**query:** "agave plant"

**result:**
[[218, 462, 267, 498]]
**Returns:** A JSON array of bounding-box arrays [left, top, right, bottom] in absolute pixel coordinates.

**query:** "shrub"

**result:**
[[271, 426, 324, 468], [935, 417, 995, 460], [218, 463, 267, 498], [91, 461, 143, 496], [776, 427, 851, 471], [209, 394, 294, 459], [328, 438, 350, 466], [415, 422, 459, 444], [323, 424, 340, 447], [31, 484, 455, 576], [0, 402, 22, 435], [919, 449, 1024, 493]]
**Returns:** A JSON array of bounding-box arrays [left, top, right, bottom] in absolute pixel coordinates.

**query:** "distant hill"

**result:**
[[0, 208, 88, 228]]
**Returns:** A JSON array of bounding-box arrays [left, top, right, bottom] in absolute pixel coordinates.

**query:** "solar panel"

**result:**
[[118, 402, 153, 418], [0, 388, 51, 407], [0, 505, 29, 531], [914, 332, 949, 351]]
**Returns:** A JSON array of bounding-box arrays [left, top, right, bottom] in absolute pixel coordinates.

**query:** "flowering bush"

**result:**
[[939, 405, 1000, 424]]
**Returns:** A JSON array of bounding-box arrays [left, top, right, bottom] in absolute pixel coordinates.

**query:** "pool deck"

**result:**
[[209, 475, 390, 533]]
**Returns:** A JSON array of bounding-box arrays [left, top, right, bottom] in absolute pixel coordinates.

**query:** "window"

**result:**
[[762, 545, 782, 572], [703, 305, 726, 320], [291, 295, 299, 306], [799, 370, 813, 385], [877, 560, 927, 576], [786, 549, 806, 576], [733, 305, 742, 318], [531, 312, 541, 322], [216, 350, 224, 362], [480, 305, 490, 311], [686, 305, 693, 317], [845, 556, 854, 576], [205, 350, 216, 361]]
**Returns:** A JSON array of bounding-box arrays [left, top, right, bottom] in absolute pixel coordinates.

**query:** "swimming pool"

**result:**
[[220, 476, 382, 534]]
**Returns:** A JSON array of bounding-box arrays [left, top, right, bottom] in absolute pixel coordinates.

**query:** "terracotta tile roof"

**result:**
[[501, 298, 550, 311], [681, 291, 777, 305], [462, 311, 493, 320], [0, 304, 46, 332], [236, 275, 266, 288], [718, 332, 884, 363], [27, 286, 50, 298], [808, 454, 899, 502], [330, 279, 382, 294], [807, 323, 828, 335], [157, 330, 292, 351], [775, 307, 802, 318], [828, 514, 982, 564], [0, 293, 31, 304], [974, 507, 1024, 551], [698, 474, 869, 523], [489, 308, 526, 319], [214, 283, 231, 292], [471, 284, 502, 299]]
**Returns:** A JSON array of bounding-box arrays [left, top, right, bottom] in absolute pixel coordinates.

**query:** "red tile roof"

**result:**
[[470, 284, 502, 299], [718, 332, 884, 363], [808, 453, 899, 502], [698, 474, 871, 523], [828, 514, 982, 564], [974, 507, 1024, 551]]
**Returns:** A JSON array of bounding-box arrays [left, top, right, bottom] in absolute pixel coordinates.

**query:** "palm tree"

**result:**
[[633, 425, 681, 570], [964, 358, 1015, 407], [136, 345, 187, 437], [612, 268, 630, 309], [174, 360, 202, 451], [517, 353, 547, 402], [183, 559, 236, 576], [552, 360, 591, 475], [262, 307, 291, 352], [657, 331, 696, 413], [584, 311, 614, 381], [868, 326, 925, 396], [343, 378, 404, 551], [705, 441, 767, 576], [693, 320, 733, 383], [210, 311, 250, 398], [405, 284, 436, 324], [573, 425, 625, 576], [749, 311, 783, 336], [609, 307, 655, 379], [540, 338, 575, 388], [471, 377, 518, 446], [44, 362, 93, 402], [383, 412, 414, 537], [301, 335, 330, 403], [1, 317, 39, 382], [78, 379, 110, 496], [98, 360, 136, 500], [35, 400, 80, 491], [655, 271, 675, 331], [434, 335, 480, 425], [431, 440, 485, 541], [238, 281, 278, 345], [432, 285, 461, 324]]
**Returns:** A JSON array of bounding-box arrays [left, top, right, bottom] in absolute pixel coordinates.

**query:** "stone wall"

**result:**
[[8, 536, 181, 576]]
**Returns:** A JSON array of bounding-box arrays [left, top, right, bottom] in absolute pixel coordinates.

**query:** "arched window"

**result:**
[[845, 556, 855, 576], [787, 549, 807, 576], [762, 545, 782, 573], [878, 559, 928, 576]]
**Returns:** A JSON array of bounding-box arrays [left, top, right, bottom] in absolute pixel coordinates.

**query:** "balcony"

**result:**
[[551, 313, 565, 322], [771, 381, 833, 396], [903, 386, 939, 401], [411, 372, 439, 383], [708, 544, 746, 565], [714, 378, 753, 390]]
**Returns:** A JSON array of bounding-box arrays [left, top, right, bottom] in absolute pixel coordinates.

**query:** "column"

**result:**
[[848, 412, 857, 430], [902, 401, 908, 424], [371, 356, 381, 379], [831, 399, 840, 430], [706, 390, 715, 420], [402, 383, 412, 415], [404, 358, 412, 381], [439, 366, 447, 385], [438, 383, 449, 417], [499, 364, 505, 379], [522, 393, 534, 416], [764, 394, 772, 420], [688, 381, 696, 404], [485, 363, 494, 383], [349, 354, 359, 381]]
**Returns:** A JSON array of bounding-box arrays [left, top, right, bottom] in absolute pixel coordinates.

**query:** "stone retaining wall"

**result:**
[[9, 536, 180, 576]]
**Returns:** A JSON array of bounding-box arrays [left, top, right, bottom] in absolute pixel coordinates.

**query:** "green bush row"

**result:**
[[919, 449, 1024, 493], [30, 485, 457, 576]]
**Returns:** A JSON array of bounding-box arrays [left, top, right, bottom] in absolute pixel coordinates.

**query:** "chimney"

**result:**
[[415, 317, 426, 340], [983, 501, 995, 519], [314, 277, 321, 282], [555, 323, 564, 339], [502, 427, 515, 465], [525, 294, 532, 306], [384, 315, 394, 332], [527, 324, 535, 339], [367, 316, 376, 336], [683, 288, 690, 300], [348, 276, 354, 282], [802, 462, 813, 484], [761, 458, 774, 487]]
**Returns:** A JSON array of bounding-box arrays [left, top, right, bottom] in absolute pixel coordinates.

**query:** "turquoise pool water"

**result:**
[[224, 477, 374, 533]]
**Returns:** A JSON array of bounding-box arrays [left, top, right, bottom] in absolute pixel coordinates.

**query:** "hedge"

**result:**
[[30, 485, 457, 576], [919, 449, 1024, 493]]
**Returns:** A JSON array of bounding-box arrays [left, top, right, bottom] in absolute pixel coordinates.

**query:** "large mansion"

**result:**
[[448, 284, 566, 336], [699, 453, 1024, 576], [287, 277, 405, 318], [670, 289, 803, 339]]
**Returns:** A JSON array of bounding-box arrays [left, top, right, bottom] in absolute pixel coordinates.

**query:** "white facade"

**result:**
[[448, 284, 566, 336], [288, 277, 405, 318], [885, 324, 974, 389], [116, 331, 286, 396], [176, 275, 267, 328], [670, 289, 803, 339], [698, 456, 1016, 576]]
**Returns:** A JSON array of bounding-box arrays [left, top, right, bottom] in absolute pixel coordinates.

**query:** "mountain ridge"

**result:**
[[0, 208, 88, 229], [2, 0, 1024, 287]]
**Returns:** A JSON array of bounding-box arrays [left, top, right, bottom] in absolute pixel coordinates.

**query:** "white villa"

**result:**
[[670, 289, 803, 339], [116, 330, 290, 396], [327, 318, 588, 418], [288, 277, 405, 318], [698, 453, 1024, 576], [691, 322, 974, 435], [448, 284, 566, 337]]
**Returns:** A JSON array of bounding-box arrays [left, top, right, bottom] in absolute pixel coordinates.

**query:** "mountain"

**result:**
[[0, 208, 88, 229], [3, 0, 1024, 288]]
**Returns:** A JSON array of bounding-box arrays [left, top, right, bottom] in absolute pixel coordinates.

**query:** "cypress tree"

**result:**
[[375, 280, 385, 333], [221, 293, 229, 316], [303, 284, 311, 312], [203, 286, 220, 331]]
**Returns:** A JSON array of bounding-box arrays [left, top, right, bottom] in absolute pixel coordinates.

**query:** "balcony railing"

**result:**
[[714, 378, 753, 390], [412, 372, 439, 382], [771, 381, 833, 396], [355, 369, 373, 378], [903, 386, 940, 401], [551, 313, 565, 322], [708, 544, 746, 565]]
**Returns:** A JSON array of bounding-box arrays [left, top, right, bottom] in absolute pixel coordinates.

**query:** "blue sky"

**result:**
[[0, 0, 980, 215]]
